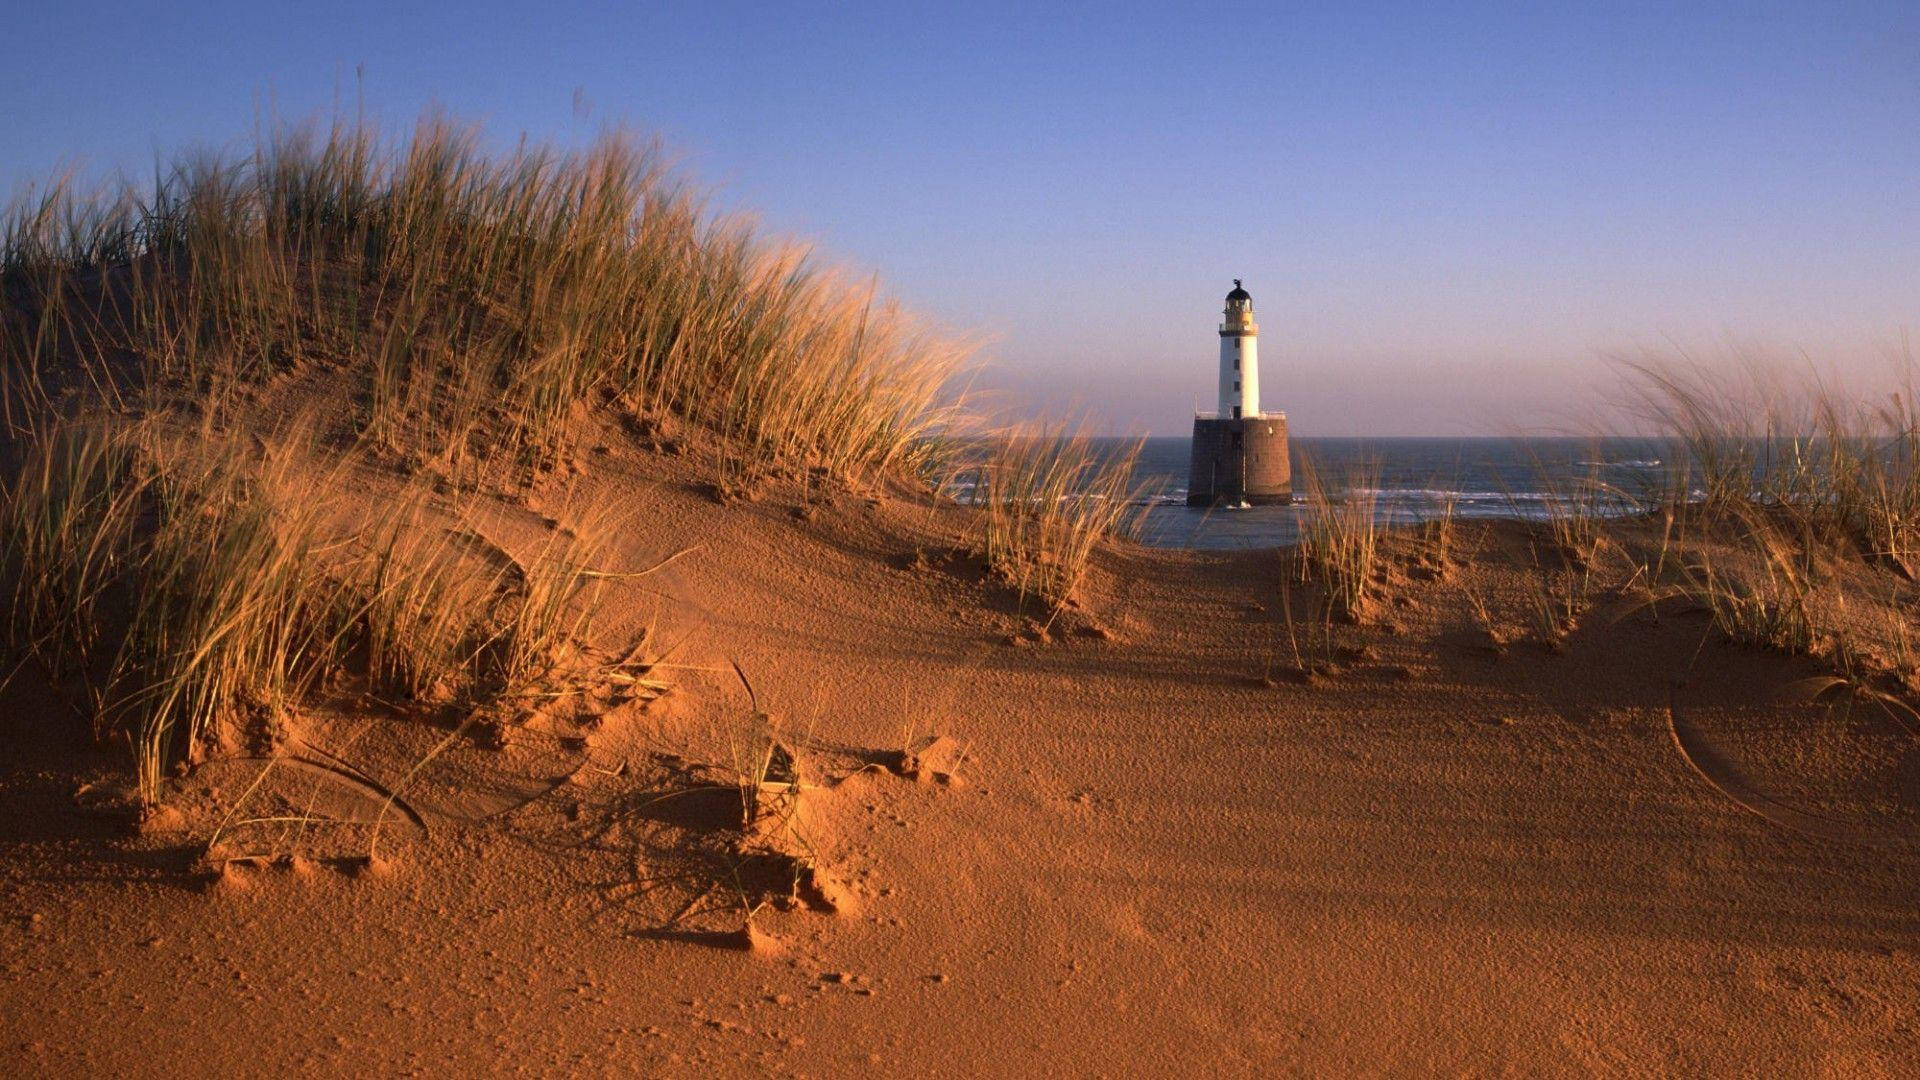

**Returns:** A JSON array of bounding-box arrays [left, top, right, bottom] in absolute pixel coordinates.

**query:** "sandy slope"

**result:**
[[2, 421, 1917, 1076]]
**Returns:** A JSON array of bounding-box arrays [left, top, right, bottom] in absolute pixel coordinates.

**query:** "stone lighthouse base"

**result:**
[[1186, 415, 1291, 507]]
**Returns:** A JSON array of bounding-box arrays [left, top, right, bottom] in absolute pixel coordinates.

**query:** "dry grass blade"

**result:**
[[0, 417, 636, 804], [1293, 454, 1381, 623], [2, 112, 974, 485], [959, 423, 1153, 612], [0, 110, 997, 804]]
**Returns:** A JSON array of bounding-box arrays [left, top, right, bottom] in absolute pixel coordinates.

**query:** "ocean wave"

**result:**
[[952, 477, 1703, 527], [1348, 488, 1585, 504]]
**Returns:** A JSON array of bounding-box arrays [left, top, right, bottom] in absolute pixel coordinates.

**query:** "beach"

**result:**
[[2, 110, 1916, 1077], [3, 408, 1916, 1074]]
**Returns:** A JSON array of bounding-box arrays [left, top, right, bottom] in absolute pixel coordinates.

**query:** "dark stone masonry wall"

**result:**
[[1186, 415, 1291, 506]]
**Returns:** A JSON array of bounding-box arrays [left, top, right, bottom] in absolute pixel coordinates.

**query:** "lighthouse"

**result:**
[[1218, 279, 1259, 418], [1186, 280, 1291, 506]]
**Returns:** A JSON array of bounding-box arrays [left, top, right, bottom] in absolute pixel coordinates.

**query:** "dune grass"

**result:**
[[0, 114, 971, 486], [0, 417, 623, 802], [1680, 510, 1828, 656], [1622, 355, 1920, 568], [960, 425, 1152, 611], [357, 497, 518, 702], [1292, 455, 1382, 623], [0, 420, 356, 797], [1603, 354, 1920, 684], [0, 110, 1169, 810], [1510, 459, 1614, 649], [0, 418, 151, 682], [1416, 486, 1461, 571]]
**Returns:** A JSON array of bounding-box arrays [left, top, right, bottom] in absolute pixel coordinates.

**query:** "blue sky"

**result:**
[[7, 2, 1917, 434]]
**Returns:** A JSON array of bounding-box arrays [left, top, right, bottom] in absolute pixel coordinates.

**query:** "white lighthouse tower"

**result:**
[[1187, 279, 1290, 505], [1218, 279, 1258, 419]]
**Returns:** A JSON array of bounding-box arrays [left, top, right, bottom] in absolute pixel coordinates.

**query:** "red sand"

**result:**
[[3, 423, 1917, 1075]]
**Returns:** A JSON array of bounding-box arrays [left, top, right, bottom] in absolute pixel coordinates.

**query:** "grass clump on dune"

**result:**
[[1513, 459, 1615, 649], [0, 418, 618, 803], [961, 425, 1151, 612], [2, 420, 360, 798], [1608, 354, 1920, 689], [1622, 354, 1920, 572], [1292, 455, 1382, 623], [0, 113, 970, 485], [0, 419, 150, 681], [0, 110, 1165, 803], [1673, 508, 1828, 656]]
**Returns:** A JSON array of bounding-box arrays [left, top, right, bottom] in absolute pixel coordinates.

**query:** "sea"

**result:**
[[1122, 436, 1672, 549]]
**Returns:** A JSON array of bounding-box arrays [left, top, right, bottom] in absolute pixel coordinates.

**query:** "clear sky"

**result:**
[[7, 2, 1917, 434]]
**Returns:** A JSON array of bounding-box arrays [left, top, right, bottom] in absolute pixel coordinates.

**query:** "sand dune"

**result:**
[[4, 410, 1915, 1076]]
